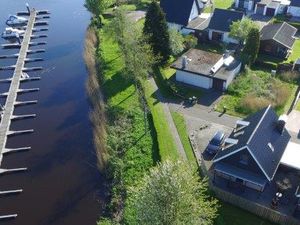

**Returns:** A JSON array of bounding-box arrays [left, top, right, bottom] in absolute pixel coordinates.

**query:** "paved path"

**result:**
[[149, 78, 187, 160], [169, 100, 239, 129], [0, 10, 37, 166]]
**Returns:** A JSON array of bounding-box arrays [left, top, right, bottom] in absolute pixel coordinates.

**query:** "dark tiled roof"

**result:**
[[290, 0, 300, 7], [214, 106, 291, 180], [261, 22, 297, 49], [160, 0, 196, 26], [208, 8, 244, 32], [171, 48, 241, 81]]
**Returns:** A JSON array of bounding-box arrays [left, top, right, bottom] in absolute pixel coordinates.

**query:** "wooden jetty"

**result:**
[[0, 5, 49, 220]]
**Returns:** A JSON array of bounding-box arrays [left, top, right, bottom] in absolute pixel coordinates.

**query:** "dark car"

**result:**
[[207, 131, 225, 155]]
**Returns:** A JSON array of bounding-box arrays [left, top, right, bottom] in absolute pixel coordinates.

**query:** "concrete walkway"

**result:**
[[149, 78, 187, 160]]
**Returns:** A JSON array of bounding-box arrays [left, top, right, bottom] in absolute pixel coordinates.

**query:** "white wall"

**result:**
[[189, 1, 199, 21], [223, 33, 239, 44], [224, 62, 242, 89], [176, 70, 212, 89], [288, 6, 300, 16]]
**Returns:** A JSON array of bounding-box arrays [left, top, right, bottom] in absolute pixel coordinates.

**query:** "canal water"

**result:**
[[0, 0, 105, 225]]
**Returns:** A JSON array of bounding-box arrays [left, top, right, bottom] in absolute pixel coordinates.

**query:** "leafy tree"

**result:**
[[143, 1, 171, 64], [169, 28, 184, 55], [133, 160, 219, 225], [84, 0, 113, 25], [229, 17, 259, 44], [110, 9, 155, 86], [242, 27, 260, 65]]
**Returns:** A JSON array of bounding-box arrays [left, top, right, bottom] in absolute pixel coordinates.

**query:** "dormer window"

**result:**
[[240, 154, 249, 165]]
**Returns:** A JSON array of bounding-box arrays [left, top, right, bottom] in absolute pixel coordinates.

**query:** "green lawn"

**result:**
[[216, 69, 297, 116], [204, 0, 234, 12], [287, 39, 300, 63], [98, 17, 161, 223], [296, 101, 300, 111], [171, 112, 198, 168], [144, 80, 179, 161], [215, 203, 276, 225]]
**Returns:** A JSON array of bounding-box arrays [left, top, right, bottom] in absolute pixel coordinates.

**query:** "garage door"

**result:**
[[256, 4, 265, 15], [238, 0, 244, 8], [266, 7, 275, 16], [212, 78, 224, 91]]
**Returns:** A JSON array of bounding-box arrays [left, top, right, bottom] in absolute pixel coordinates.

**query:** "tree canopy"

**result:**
[[143, 1, 171, 64], [133, 160, 219, 225], [169, 28, 185, 55], [229, 17, 259, 44], [242, 27, 260, 65], [84, 0, 113, 20], [109, 9, 156, 86]]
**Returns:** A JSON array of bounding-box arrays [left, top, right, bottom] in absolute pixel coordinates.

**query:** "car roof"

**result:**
[[213, 131, 224, 140]]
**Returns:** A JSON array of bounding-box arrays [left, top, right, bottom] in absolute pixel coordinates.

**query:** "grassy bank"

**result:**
[[171, 111, 197, 168], [144, 80, 179, 161], [95, 18, 159, 223]]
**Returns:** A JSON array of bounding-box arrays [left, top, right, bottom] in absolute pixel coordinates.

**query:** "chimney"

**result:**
[[276, 114, 288, 134], [182, 55, 188, 69]]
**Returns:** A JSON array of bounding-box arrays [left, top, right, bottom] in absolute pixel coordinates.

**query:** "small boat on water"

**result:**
[[1, 27, 25, 40], [6, 15, 28, 26]]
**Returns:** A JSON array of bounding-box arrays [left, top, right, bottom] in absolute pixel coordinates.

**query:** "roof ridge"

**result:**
[[273, 22, 284, 40], [246, 105, 271, 145]]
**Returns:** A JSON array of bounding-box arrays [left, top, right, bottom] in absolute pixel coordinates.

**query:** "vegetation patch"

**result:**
[[216, 68, 297, 116], [97, 18, 159, 223], [204, 0, 234, 12], [171, 111, 198, 168], [144, 80, 179, 161]]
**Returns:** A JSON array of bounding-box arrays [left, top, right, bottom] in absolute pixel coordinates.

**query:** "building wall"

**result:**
[[224, 62, 242, 89], [176, 70, 212, 89], [260, 40, 289, 58], [221, 149, 265, 176], [189, 0, 199, 21], [287, 6, 300, 16], [208, 29, 239, 44]]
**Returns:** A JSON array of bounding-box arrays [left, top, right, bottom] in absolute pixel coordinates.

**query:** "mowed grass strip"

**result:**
[[144, 80, 179, 161], [171, 111, 198, 168]]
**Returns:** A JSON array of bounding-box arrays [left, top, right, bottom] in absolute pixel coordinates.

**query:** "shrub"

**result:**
[[184, 34, 197, 49], [240, 94, 270, 114], [270, 80, 290, 107], [277, 71, 300, 83]]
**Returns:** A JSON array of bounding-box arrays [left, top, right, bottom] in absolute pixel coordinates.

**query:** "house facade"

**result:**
[[207, 9, 244, 44], [171, 49, 241, 91], [213, 106, 291, 192], [260, 22, 297, 58], [287, 0, 300, 16], [235, 0, 290, 16], [160, 0, 205, 34]]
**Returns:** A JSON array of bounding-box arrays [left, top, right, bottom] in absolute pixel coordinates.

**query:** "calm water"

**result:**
[[0, 1, 105, 225]]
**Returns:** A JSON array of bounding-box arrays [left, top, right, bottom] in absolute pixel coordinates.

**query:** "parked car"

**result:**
[[207, 131, 225, 155]]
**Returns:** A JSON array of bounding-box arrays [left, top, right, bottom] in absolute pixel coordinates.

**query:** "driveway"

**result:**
[[286, 110, 300, 143]]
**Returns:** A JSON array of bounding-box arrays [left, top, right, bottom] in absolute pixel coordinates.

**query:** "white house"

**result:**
[[160, 0, 206, 34], [254, 0, 290, 16], [287, 0, 300, 16], [207, 9, 244, 44], [171, 49, 241, 91], [235, 0, 258, 11]]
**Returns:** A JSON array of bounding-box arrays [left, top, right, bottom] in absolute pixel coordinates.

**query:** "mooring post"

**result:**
[[26, 3, 30, 14]]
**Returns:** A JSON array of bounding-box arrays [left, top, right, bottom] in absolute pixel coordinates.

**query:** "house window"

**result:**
[[239, 154, 249, 165]]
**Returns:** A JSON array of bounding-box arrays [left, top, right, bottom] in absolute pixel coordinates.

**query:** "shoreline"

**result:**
[[83, 26, 108, 171]]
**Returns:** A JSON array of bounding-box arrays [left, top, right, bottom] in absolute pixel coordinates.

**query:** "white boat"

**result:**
[[6, 15, 28, 26], [1, 27, 25, 40]]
